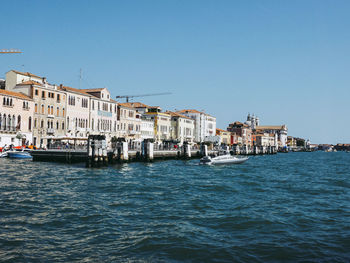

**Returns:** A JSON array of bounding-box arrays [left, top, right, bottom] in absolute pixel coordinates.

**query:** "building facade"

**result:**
[[82, 88, 118, 143], [0, 90, 34, 147], [255, 125, 288, 148], [6, 71, 67, 147], [60, 86, 91, 140], [117, 103, 141, 141], [227, 121, 252, 146], [166, 111, 195, 145], [176, 109, 216, 143]]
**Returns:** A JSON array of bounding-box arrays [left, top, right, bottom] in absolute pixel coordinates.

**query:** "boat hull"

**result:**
[[7, 152, 32, 159], [200, 155, 249, 165]]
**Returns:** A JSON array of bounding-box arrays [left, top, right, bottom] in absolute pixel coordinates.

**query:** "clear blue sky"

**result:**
[[1, 0, 349, 144]]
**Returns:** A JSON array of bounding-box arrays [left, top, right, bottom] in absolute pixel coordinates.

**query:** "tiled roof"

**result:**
[[121, 102, 150, 108], [16, 80, 43, 86], [216, 128, 228, 133], [0, 89, 32, 100], [11, 70, 42, 79], [256, 125, 287, 130], [118, 103, 136, 109], [59, 86, 91, 96], [80, 88, 105, 92], [164, 111, 193, 120], [177, 109, 206, 115]]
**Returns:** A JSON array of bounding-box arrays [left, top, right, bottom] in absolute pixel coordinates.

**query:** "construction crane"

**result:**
[[0, 49, 22, 54], [116, 92, 172, 102]]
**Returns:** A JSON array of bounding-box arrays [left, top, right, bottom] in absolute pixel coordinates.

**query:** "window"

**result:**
[[42, 91, 45, 98], [35, 104, 38, 113], [34, 118, 37, 128], [62, 122, 64, 130], [35, 89, 38, 96], [41, 120, 44, 128], [17, 115, 21, 130], [57, 107, 59, 116], [41, 105, 44, 114], [28, 117, 32, 130], [57, 94, 60, 102], [62, 108, 65, 116]]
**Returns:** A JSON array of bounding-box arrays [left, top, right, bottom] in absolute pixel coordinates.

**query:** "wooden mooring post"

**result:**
[[86, 135, 108, 167]]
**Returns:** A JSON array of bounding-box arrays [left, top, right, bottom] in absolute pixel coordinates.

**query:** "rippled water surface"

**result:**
[[0, 152, 349, 262]]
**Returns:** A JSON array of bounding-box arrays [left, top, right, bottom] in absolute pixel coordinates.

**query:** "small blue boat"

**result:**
[[7, 151, 32, 159]]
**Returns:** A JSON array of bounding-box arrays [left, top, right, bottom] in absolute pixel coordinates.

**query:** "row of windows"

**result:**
[[0, 114, 31, 131], [34, 89, 61, 102], [68, 95, 76, 106], [34, 104, 65, 116], [67, 117, 88, 129], [82, 98, 88, 108], [92, 100, 117, 113], [2, 97, 13, 107], [2, 97, 30, 110], [33, 118, 64, 130]]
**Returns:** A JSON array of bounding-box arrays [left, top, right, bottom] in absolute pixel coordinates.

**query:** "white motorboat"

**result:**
[[0, 151, 8, 158], [200, 154, 249, 165]]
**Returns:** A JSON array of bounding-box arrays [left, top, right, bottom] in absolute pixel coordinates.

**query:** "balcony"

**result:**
[[47, 114, 55, 118], [128, 130, 139, 135], [47, 128, 55, 134]]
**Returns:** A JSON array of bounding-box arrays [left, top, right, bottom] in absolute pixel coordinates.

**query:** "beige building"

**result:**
[[143, 108, 171, 142], [165, 111, 195, 145], [255, 133, 276, 147], [117, 103, 141, 141], [0, 90, 34, 147], [6, 70, 66, 147], [216, 128, 232, 145]]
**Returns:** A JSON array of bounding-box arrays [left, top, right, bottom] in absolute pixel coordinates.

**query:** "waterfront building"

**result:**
[[216, 128, 232, 145], [255, 133, 276, 147], [117, 103, 141, 141], [144, 108, 171, 142], [80, 88, 118, 143], [255, 125, 288, 148], [176, 109, 216, 143], [165, 111, 195, 145], [59, 86, 91, 140], [0, 90, 34, 147], [140, 117, 154, 140], [6, 70, 67, 147], [227, 121, 252, 146]]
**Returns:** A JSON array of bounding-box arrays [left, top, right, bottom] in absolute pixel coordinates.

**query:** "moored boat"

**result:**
[[200, 154, 249, 165], [7, 150, 32, 159]]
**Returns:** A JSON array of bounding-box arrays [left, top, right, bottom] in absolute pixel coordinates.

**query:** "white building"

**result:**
[[176, 109, 216, 143], [60, 85, 91, 139], [255, 133, 276, 147], [140, 117, 154, 140], [81, 88, 118, 143], [256, 125, 288, 148], [165, 111, 195, 145]]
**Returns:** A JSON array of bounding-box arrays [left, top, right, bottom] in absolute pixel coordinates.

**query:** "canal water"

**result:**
[[0, 152, 349, 262]]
